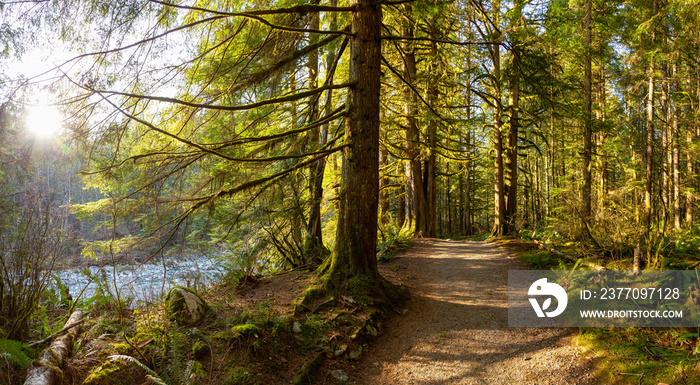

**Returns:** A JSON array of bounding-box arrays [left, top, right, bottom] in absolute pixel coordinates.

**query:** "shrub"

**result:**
[[0, 190, 64, 339]]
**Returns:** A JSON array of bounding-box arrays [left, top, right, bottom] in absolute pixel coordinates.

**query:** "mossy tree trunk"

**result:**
[[320, 0, 396, 302]]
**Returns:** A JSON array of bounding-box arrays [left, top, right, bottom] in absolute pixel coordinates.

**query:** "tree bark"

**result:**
[[687, 75, 698, 226], [504, 0, 521, 231], [672, 62, 681, 230], [397, 180, 406, 229], [598, 65, 609, 206], [402, 3, 427, 237], [325, 0, 383, 284], [582, 0, 593, 219], [379, 144, 390, 223], [491, 0, 506, 236], [425, 36, 439, 238], [463, 4, 473, 235], [644, 0, 656, 248], [304, 0, 327, 262]]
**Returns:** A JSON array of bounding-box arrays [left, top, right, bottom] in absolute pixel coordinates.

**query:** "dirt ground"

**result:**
[[328, 239, 597, 385]]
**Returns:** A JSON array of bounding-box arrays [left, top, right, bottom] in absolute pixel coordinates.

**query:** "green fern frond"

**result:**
[[0, 339, 32, 368], [183, 360, 204, 385]]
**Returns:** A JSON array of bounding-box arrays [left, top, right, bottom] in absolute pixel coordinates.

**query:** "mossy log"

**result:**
[[23, 310, 83, 385]]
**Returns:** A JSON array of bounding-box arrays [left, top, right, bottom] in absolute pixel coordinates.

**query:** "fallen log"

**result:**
[[533, 240, 606, 271], [24, 310, 83, 385]]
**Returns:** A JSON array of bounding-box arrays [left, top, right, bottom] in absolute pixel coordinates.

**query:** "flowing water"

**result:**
[[54, 254, 227, 305]]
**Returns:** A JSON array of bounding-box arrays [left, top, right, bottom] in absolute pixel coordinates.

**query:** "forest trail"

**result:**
[[351, 239, 596, 385]]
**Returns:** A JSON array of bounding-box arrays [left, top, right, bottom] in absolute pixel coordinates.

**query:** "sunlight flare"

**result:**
[[26, 104, 63, 138]]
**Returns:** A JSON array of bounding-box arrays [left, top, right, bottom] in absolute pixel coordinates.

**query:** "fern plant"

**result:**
[[0, 339, 33, 369], [108, 355, 168, 385], [109, 354, 204, 385]]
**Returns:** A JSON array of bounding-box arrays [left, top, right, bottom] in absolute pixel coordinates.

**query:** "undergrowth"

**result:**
[[377, 226, 413, 262], [576, 328, 700, 384], [510, 231, 700, 385]]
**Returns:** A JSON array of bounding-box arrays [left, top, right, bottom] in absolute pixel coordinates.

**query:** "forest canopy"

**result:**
[[1, 0, 700, 293]]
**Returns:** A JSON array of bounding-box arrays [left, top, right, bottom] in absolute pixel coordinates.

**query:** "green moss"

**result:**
[[347, 275, 378, 306], [297, 315, 330, 354], [576, 328, 700, 384], [83, 360, 144, 385], [112, 342, 132, 355], [271, 316, 292, 336], [33, 359, 61, 374], [232, 323, 258, 337], [213, 324, 259, 341], [192, 340, 208, 359], [165, 286, 209, 326]]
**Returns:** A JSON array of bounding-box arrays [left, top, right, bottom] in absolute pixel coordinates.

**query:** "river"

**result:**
[[54, 253, 227, 306]]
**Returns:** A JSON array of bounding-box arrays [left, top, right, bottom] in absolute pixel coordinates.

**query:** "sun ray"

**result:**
[[26, 104, 63, 138]]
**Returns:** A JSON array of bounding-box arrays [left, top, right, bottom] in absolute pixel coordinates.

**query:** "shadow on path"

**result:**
[[348, 239, 596, 385]]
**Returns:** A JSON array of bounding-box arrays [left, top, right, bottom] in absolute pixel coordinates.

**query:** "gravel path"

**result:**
[[351, 239, 596, 385]]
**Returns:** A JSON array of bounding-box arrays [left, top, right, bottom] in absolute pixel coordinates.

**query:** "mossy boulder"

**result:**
[[165, 286, 209, 326], [82, 359, 145, 385], [212, 324, 259, 341]]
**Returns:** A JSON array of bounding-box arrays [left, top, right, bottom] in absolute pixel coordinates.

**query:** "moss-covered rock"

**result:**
[[164, 286, 209, 326], [212, 323, 259, 341], [82, 359, 145, 385]]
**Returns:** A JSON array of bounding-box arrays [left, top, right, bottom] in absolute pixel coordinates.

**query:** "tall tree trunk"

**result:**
[[491, 0, 506, 236], [505, 68, 519, 229], [324, 0, 384, 288], [582, 0, 593, 219], [661, 61, 670, 228], [672, 62, 681, 230], [304, 0, 328, 262], [425, 35, 439, 238], [458, 150, 464, 235], [598, 65, 609, 205], [686, 75, 699, 226], [523, 151, 531, 227], [644, 0, 657, 261], [379, 145, 390, 223], [505, 0, 521, 231], [465, 128, 473, 235], [402, 3, 427, 236], [404, 161, 415, 230], [398, 180, 406, 229], [463, 22, 473, 235]]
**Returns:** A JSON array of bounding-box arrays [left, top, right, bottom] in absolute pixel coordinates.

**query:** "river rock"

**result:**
[[164, 286, 209, 326]]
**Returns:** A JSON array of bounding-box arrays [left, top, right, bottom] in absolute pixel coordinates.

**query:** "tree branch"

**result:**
[[381, 35, 500, 46], [380, 55, 452, 126], [149, 0, 355, 16], [93, 82, 354, 112]]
